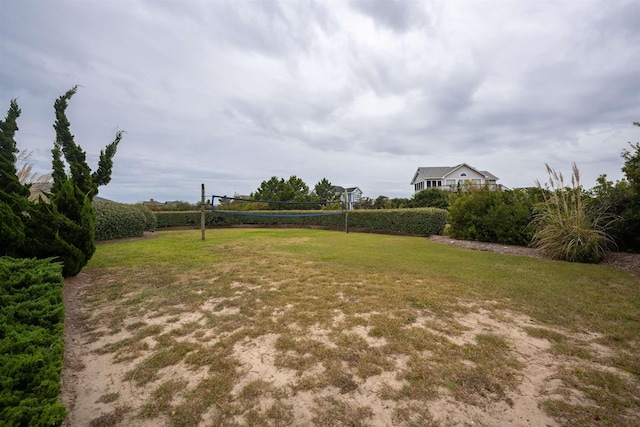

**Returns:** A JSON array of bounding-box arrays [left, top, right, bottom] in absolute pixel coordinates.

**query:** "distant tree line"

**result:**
[[217, 176, 341, 210], [214, 176, 452, 211]]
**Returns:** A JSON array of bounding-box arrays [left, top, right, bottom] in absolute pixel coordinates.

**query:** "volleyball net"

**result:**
[[211, 195, 345, 217]]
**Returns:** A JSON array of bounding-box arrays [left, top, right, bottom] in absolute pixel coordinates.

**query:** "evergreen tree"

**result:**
[[0, 100, 30, 254], [312, 178, 339, 202], [282, 176, 310, 202], [46, 86, 123, 275], [252, 176, 285, 203], [51, 86, 123, 197], [1, 89, 123, 276]]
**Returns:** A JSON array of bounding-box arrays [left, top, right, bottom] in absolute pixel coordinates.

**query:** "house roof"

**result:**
[[479, 170, 499, 181], [333, 186, 361, 193], [412, 163, 499, 184]]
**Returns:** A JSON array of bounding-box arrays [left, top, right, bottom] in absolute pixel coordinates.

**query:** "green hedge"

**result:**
[[0, 257, 66, 427], [154, 208, 447, 235], [94, 201, 155, 241], [132, 204, 157, 232]]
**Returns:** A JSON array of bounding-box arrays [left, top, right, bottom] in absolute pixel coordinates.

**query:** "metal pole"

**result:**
[[344, 188, 349, 233], [201, 183, 205, 241]]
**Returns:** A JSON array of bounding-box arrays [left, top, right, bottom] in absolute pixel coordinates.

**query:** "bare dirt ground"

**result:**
[[60, 234, 640, 426]]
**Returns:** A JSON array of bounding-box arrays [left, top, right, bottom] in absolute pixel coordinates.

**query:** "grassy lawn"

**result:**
[[72, 229, 639, 426]]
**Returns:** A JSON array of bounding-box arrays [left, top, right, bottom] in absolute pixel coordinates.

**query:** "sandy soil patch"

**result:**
[[59, 233, 639, 426], [61, 273, 630, 426]]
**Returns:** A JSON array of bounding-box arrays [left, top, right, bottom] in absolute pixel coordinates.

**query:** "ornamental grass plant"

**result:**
[[531, 163, 615, 263]]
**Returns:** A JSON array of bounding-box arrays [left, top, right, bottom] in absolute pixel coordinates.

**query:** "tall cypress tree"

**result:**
[[1, 89, 123, 276], [0, 100, 30, 254], [46, 86, 123, 276]]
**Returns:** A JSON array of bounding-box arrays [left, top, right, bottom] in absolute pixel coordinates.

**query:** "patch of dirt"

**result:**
[[57, 287, 591, 426], [60, 274, 606, 426], [59, 232, 639, 426]]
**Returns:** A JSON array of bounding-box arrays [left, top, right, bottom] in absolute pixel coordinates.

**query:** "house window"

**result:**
[[445, 179, 456, 186], [472, 179, 481, 185], [460, 173, 467, 177]]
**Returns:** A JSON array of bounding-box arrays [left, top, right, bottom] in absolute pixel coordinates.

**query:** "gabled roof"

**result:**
[[333, 186, 362, 194], [479, 170, 499, 181], [414, 166, 455, 180], [411, 163, 499, 184]]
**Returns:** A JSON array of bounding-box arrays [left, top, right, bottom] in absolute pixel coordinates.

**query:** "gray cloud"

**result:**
[[1, 0, 638, 203], [349, 0, 432, 33]]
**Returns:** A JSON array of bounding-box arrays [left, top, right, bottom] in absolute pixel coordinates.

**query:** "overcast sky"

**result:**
[[1, 0, 638, 203]]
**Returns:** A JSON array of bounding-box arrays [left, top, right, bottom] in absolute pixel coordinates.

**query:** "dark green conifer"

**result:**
[[47, 86, 122, 276], [1, 88, 123, 276], [0, 100, 30, 254]]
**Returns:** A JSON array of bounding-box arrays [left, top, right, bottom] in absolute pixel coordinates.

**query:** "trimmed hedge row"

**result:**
[[93, 201, 156, 241], [0, 257, 66, 427], [154, 208, 447, 235]]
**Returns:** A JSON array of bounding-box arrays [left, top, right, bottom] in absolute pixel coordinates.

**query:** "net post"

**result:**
[[344, 189, 349, 233], [201, 183, 205, 241]]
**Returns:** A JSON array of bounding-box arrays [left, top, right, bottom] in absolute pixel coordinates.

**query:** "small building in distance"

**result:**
[[333, 186, 363, 210]]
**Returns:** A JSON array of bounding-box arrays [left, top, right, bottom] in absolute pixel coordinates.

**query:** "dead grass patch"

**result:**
[[62, 229, 640, 426]]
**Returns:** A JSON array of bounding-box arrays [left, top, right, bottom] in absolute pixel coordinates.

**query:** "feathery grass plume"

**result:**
[[531, 163, 615, 263], [16, 150, 52, 201]]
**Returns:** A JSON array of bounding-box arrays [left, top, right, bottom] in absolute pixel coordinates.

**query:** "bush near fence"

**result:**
[[0, 257, 66, 427], [94, 201, 156, 241], [154, 208, 447, 236]]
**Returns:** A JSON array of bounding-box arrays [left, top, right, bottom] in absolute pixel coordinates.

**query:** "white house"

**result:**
[[333, 186, 363, 210], [411, 164, 501, 193]]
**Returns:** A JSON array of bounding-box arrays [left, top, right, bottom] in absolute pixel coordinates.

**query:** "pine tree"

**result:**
[[313, 178, 339, 202]]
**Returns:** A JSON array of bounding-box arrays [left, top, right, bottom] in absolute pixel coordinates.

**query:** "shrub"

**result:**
[[531, 163, 615, 263], [588, 175, 638, 252], [94, 200, 147, 241], [132, 204, 157, 232], [0, 257, 66, 427], [587, 136, 640, 252], [410, 188, 451, 209], [448, 188, 539, 246]]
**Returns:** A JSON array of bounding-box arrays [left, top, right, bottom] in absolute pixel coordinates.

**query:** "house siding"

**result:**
[[334, 186, 363, 210]]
